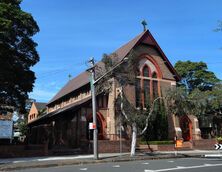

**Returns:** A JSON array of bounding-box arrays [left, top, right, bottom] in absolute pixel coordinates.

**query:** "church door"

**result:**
[[180, 115, 192, 141]]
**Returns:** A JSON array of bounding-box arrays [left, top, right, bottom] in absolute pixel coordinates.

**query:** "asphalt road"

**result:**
[[14, 158, 222, 172]]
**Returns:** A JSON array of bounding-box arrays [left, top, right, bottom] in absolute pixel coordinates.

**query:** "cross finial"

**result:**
[[141, 20, 147, 31], [68, 74, 72, 80]]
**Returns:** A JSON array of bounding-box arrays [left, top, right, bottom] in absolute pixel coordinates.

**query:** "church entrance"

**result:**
[[180, 115, 192, 141]]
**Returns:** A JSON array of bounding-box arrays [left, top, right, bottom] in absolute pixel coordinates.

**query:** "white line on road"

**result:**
[[112, 165, 120, 168], [168, 161, 174, 163], [144, 163, 222, 172], [204, 154, 222, 158], [176, 166, 185, 168], [79, 168, 88, 171], [142, 162, 150, 165]]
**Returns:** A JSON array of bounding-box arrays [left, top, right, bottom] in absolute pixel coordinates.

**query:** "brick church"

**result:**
[[28, 28, 201, 151]]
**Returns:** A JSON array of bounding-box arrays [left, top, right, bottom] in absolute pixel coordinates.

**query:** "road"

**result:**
[[14, 158, 222, 172]]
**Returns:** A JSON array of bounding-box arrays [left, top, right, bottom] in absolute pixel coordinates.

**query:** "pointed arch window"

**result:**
[[143, 66, 149, 77], [152, 72, 158, 99], [152, 72, 157, 78], [135, 62, 160, 108]]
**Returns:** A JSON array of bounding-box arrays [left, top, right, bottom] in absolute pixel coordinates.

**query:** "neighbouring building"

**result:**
[[28, 102, 47, 123], [28, 29, 202, 152], [0, 106, 13, 144]]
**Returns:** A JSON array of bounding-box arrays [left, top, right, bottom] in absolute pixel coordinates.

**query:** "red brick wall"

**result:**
[[81, 140, 131, 153], [193, 139, 217, 150], [98, 140, 131, 153], [0, 144, 48, 158]]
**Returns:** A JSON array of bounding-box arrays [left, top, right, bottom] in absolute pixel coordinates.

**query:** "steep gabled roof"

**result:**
[[48, 72, 89, 105], [114, 31, 146, 60], [47, 30, 180, 105], [113, 30, 180, 81], [34, 102, 47, 111]]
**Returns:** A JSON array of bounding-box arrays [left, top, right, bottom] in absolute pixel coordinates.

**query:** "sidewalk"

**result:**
[[0, 150, 221, 171]]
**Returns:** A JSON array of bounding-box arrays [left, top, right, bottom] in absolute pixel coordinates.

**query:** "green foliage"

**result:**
[[17, 120, 28, 136], [166, 87, 194, 116], [101, 50, 139, 86], [142, 100, 168, 141], [216, 136, 222, 142], [139, 140, 174, 145], [0, 0, 39, 113], [175, 60, 220, 92]]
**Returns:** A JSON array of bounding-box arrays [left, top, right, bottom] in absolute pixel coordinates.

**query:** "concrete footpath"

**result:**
[[0, 150, 222, 171]]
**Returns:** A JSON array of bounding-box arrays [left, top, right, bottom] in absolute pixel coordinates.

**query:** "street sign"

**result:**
[[89, 122, 96, 130], [215, 144, 222, 150], [0, 120, 13, 139]]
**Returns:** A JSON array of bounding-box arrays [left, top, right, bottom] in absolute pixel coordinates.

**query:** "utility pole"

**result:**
[[87, 56, 129, 160], [88, 57, 98, 160]]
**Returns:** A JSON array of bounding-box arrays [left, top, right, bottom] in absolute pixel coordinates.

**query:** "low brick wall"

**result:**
[[137, 144, 175, 152], [0, 144, 48, 158], [157, 145, 175, 151], [193, 139, 217, 150], [98, 140, 131, 153], [137, 139, 218, 152]]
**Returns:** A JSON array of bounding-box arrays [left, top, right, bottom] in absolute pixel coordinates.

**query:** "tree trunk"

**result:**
[[130, 122, 137, 156]]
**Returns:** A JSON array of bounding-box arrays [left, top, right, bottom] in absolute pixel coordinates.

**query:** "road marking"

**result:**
[[112, 165, 120, 168], [145, 163, 222, 172], [13, 161, 26, 163], [168, 161, 174, 163], [79, 168, 88, 171], [176, 166, 185, 168], [204, 164, 213, 166], [142, 162, 150, 164]]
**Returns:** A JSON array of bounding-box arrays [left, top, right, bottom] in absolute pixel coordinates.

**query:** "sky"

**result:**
[[21, 0, 222, 103]]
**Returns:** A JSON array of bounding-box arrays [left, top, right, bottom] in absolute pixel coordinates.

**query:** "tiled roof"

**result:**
[[28, 96, 91, 125], [47, 72, 89, 105], [47, 30, 180, 105], [34, 102, 47, 111]]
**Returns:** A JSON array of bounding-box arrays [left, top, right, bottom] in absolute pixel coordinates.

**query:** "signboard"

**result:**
[[89, 122, 96, 130], [0, 120, 13, 139], [215, 144, 222, 150]]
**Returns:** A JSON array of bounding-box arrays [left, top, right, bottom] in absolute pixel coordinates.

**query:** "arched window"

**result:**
[[143, 66, 149, 77], [152, 72, 157, 78], [135, 79, 141, 107], [152, 72, 158, 100], [144, 79, 150, 107], [135, 59, 160, 108]]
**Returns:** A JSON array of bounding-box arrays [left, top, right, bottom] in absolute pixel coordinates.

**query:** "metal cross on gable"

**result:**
[[141, 20, 147, 31]]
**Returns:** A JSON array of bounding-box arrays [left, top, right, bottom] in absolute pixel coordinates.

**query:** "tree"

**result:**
[[174, 61, 220, 92], [166, 81, 222, 137], [0, 0, 39, 113], [165, 87, 194, 117], [98, 52, 163, 156]]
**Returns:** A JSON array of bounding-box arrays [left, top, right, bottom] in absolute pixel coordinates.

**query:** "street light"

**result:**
[[88, 57, 128, 160]]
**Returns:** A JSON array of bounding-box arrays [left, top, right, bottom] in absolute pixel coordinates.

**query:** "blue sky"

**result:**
[[21, 0, 222, 102]]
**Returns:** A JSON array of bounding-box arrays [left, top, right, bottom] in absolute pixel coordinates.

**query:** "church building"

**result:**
[[28, 28, 201, 151]]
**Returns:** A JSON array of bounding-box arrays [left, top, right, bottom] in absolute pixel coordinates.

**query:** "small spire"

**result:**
[[141, 20, 147, 31], [68, 74, 72, 80]]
